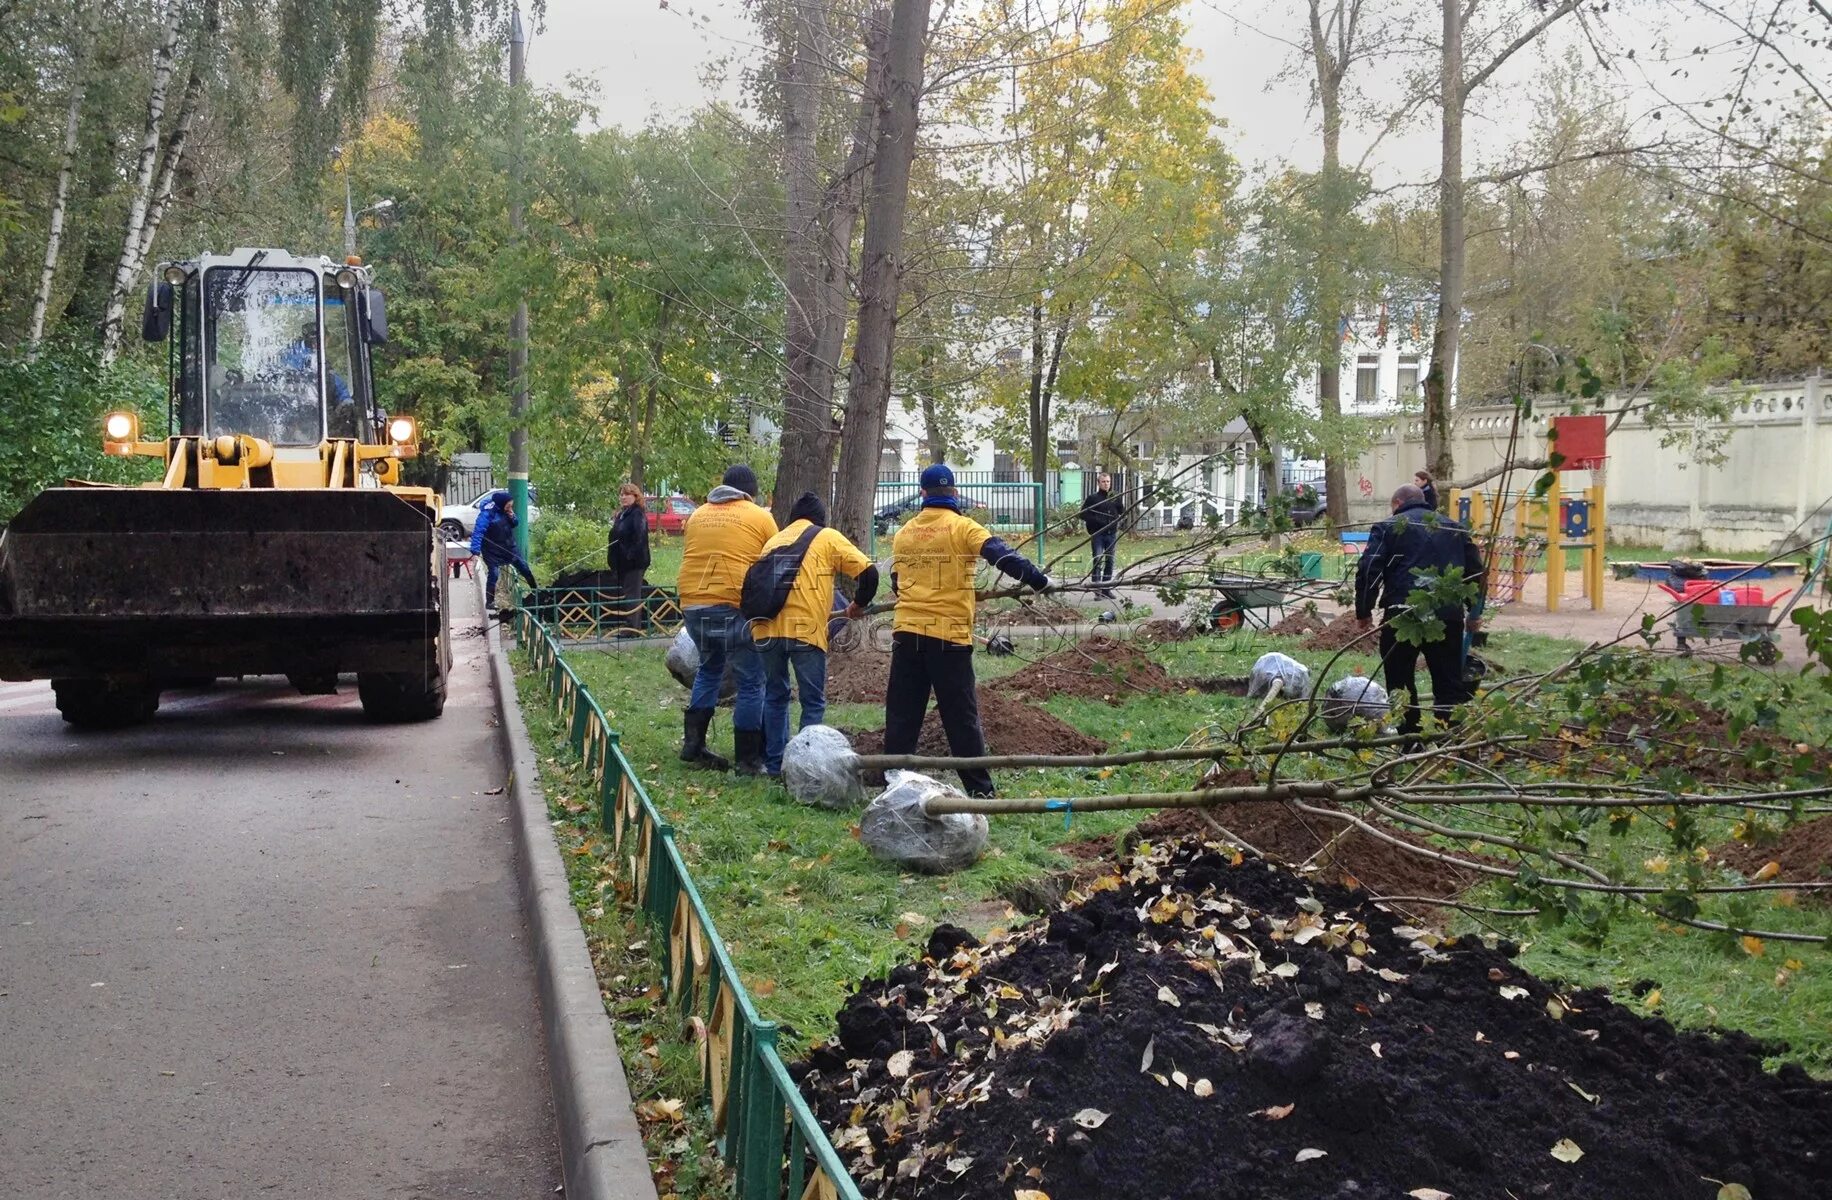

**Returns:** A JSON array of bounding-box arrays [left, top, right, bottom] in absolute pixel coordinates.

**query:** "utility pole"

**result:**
[[507, 6, 531, 559]]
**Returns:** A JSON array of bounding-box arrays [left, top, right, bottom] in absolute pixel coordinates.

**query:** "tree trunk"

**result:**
[[28, 0, 93, 355], [1027, 300, 1048, 484], [132, 0, 218, 276], [831, 0, 931, 546], [775, 0, 830, 518], [918, 337, 947, 463], [1422, 0, 1462, 483], [774, 4, 886, 524], [1311, 0, 1349, 525], [100, 4, 184, 364]]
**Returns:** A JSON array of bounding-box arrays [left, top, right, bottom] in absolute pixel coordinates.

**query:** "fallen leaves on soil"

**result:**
[[795, 837, 1832, 1200]]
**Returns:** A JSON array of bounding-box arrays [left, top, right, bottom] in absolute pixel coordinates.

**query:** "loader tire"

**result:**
[[53, 677, 160, 730], [358, 661, 447, 723]]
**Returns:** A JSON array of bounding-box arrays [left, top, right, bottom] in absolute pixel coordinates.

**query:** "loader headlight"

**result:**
[[388, 416, 416, 445], [104, 411, 138, 442], [335, 267, 358, 289], [162, 264, 188, 285]]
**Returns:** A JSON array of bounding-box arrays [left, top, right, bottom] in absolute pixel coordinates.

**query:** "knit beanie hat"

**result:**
[[788, 491, 828, 527], [721, 464, 759, 497]]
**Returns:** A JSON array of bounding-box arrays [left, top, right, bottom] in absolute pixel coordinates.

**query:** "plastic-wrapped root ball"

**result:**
[[665, 627, 736, 700], [860, 770, 989, 874], [782, 725, 865, 809], [1322, 675, 1390, 732], [1248, 651, 1311, 700], [665, 628, 700, 689]]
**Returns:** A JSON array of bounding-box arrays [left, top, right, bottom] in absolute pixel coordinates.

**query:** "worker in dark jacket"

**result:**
[[887, 464, 1052, 797], [470, 489, 537, 616], [1079, 472, 1123, 599], [1354, 483, 1486, 733], [608, 482, 651, 632]]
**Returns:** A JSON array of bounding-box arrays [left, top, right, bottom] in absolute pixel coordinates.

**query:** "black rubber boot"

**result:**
[[731, 727, 766, 777], [680, 708, 730, 770]]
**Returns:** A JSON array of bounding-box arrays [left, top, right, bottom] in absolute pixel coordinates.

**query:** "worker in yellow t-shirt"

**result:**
[[751, 492, 879, 777], [677, 464, 778, 773], [887, 464, 1051, 797]]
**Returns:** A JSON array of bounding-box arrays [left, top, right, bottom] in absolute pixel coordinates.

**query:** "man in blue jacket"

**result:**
[[470, 489, 538, 616], [1354, 483, 1486, 734]]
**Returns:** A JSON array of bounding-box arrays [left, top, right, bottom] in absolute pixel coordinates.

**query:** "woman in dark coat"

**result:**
[[609, 482, 652, 631], [1414, 470, 1438, 513]]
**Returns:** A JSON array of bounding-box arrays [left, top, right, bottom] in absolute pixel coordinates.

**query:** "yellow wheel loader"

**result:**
[[0, 248, 450, 728]]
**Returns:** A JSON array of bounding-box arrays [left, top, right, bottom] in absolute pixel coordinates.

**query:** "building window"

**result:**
[[1397, 356, 1421, 399], [992, 451, 1020, 482], [880, 439, 902, 474], [1355, 355, 1379, 406]]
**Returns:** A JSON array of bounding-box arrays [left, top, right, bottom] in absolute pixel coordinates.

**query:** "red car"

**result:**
[[646, 494, 696, 534]]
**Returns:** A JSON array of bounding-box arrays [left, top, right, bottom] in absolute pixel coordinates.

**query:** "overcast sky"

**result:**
[[524, 0, 1817, 189]]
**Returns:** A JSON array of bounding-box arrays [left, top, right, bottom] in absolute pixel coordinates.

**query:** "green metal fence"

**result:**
[[511, 605, 864, 1200]]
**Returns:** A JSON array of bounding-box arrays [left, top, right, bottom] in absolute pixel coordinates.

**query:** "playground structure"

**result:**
[[1449, 415, 1609, 614]]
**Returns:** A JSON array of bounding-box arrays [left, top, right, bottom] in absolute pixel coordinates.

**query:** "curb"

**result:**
[[487, 617, 660, 1200]]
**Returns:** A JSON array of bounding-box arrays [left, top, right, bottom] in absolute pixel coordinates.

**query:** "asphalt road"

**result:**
[[0, 585, 561, 1199]]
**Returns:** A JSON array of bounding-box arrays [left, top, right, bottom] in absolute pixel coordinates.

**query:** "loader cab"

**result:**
[[144, 248, 391, 456]]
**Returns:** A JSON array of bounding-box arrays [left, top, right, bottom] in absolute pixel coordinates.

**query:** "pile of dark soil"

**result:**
[[1271, 608, 1332, 638], [1135, 618, 1195, 644], [847, 695, 1105, 767], [1543, 698, 1832, 788], [996, 599, 1090, 625], [828, 640, 896, 704], [1138, 803, 1483, 902], [1300, 611, 1371, 651], [796, 838, 1832, 1200], [988, 639, 1177, 705], [1715, 813, 1832, 898]]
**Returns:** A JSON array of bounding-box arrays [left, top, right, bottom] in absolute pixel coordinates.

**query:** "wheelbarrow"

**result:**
[[1203, 574, 1303, 633], [1658, 580, 1792, 665]]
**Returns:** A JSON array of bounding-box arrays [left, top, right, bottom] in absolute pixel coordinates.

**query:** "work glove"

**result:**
[[1032, 574, 1054, 593]]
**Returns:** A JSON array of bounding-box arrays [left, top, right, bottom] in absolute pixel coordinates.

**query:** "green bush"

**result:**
[[0, 343, 165, 521], [530, 511, 609, 581]]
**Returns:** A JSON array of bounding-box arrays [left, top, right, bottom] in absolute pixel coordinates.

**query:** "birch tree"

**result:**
[[27, 0, 94, 355], [97, 4, 183, 363]]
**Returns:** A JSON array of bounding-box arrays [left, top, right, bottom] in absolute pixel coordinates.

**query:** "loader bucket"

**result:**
[[0, 487, 442, 680]]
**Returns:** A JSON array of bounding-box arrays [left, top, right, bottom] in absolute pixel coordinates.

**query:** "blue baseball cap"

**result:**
[[919, 463, 955, 490]]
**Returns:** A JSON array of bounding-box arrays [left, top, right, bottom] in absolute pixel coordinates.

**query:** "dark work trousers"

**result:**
[[616, 567, 646, 631], [883, 631, 995, 797], [1378, 608, 1471, 734], [1091, 530, 1117, 584]]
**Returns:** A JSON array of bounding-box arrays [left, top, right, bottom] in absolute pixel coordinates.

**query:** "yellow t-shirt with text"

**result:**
[[678, 498, 778, 609], [750, 520, 873, 651], [891, 507, 992, 645]]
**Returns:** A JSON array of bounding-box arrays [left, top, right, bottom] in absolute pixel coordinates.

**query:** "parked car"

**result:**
[[438, 488, 541, 541], [872, 491, 990, 534], [1288, 483, 1327, 528], [646, 494, 697, 535]]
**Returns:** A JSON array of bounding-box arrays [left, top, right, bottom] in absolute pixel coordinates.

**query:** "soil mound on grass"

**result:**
[[847, 696, 1105, 777], [987, 639, 1177, 705], [1271, 607, 1332, 638], [1135, 618, 1195, 644], [827, 640, 896, 704], [1715, 813, 1832, 898], [796, 838, 1832, 1200], [1300, 610, 1370, 651], [1544, 698, 1832, 788], [1138, 801, 1483, 902]]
